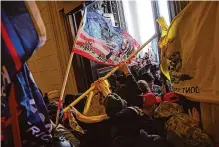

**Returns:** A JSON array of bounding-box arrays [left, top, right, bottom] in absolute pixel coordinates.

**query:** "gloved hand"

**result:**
[[188, 107, 200, 125], [94, 79, 111, 97], [119, 62, 129, 75], [70, 107, 80, 117]]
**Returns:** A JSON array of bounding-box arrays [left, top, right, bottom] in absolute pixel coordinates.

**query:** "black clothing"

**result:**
[[123, 74, 143, 107], [105, 93, 127, 118], [140, 115, 167, 137], [138, 64, 151, 78], [110, 107, 143, 138], [110, 107, 171, 147], [154, 77, 162, 86], [79, 120, 111, 147], [47, 101, 63, 123]]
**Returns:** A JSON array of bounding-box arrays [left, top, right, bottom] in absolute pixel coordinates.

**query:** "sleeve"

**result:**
[[110, 108, 138, 125], [125, 74, 139, 90], [140, 117, 166, 137], [124, 74, 143, 106]]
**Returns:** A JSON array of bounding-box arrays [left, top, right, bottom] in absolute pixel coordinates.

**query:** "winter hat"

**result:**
[[143, 92, 160, 106], [104, 93, 127, 117], [48, 90, 60, 103], [137, 80, 151, 94], [47, 101, 63, 123]]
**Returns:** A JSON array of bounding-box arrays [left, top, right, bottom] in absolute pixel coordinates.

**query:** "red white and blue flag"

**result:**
[[72, 5, 140, 65]]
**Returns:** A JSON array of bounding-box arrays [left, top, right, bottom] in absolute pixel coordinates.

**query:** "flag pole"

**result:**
[[103, 33, 158, 80], [83, 90, 95, 114], [55, 52, 74, 125], [55, 11, 86, 126], [63, 33, 158, 113], [63, 86, 95, 113]]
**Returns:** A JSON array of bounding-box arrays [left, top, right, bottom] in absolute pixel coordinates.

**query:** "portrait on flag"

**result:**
[[73, 5, 140, 65]]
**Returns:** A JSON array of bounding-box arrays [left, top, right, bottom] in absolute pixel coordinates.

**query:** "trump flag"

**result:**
[[1, 1, 52, 146], [72, 5, 140, 65]]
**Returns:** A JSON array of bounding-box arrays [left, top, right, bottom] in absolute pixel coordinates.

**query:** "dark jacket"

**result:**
[[124, 74, 143, 107], [110, 107, 172, 147]]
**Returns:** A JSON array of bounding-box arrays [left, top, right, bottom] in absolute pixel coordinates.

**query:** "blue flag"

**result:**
[[1, 1, 52, 146], [1, 1, 46, 79]]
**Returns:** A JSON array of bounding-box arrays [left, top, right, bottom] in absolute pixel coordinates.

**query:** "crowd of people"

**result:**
[[40, 54, 214, 147]]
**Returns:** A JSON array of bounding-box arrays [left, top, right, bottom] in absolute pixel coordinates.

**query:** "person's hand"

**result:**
[[119, 62, 129, 75], [70, 107, 80, 116], [94, 79, 111, 97], [188, 107, 200, 124]]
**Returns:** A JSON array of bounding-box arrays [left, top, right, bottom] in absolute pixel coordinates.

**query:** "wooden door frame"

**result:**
[[47, 1, 80, 95]]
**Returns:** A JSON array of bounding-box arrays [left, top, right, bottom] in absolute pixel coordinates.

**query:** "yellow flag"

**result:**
[[157, 2, 219, 104], [156, 17, 170, 80]]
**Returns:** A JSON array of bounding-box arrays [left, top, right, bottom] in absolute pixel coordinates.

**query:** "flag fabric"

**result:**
[[156, 17, 171, 81], [2, 65, 53, 146], [157, 2, 219, 104], [1, 1, 52, 146], [72, 5, 140, 65], [1, 1, 46, 79]]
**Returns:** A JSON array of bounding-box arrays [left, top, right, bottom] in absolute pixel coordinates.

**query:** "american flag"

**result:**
[[72, 5, 139, 65]]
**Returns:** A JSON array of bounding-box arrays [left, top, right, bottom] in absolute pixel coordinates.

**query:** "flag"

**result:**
[[157, 2, 219, 104], [1, 1, 46, 79], [156, 17, 171, 81], [2, 65, 53, 146], [1, 1, 52, 146], [72, 5, 140, 65]]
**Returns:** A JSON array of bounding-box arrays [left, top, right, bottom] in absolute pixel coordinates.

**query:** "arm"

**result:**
[[119, 63, 142, 105], [125, 74, 139, 90], [119, 62, 139, 90], [71, 107, 108, 124]]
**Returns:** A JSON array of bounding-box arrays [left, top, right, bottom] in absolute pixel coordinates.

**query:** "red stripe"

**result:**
[[75, 41, 101, 55], [58, 99, 62, 110], [73, 48, 115, 66], [80, 33, 110, 51], [8, 84, 22, 147], [1, 21, 22, 70], [5, 110, 22, 127], [75, 41, 114, 64]]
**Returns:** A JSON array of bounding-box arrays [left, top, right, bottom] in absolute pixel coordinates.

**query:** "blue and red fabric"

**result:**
[[1, 1, 51, 146], [1, 1, 41, 79]]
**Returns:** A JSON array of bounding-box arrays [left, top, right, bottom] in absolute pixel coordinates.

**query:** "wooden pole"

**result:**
[[83, 90, 94, 114], [63, 86, 95, 113], [55, 52, 74, 125], [55, 10, 86, 125], [103, 33, 158, 80], [63, 34, 158, 113]]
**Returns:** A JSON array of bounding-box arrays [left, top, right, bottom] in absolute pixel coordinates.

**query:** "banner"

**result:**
[[2, 65, 53, 146], [1, 1, 52, 146], [72, 5, 140, 65], [158, 2, 219, 104], [1, 1, 46, 79]]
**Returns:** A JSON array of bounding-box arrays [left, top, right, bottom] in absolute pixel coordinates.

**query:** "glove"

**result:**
[[188, 107, 200, 125]]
